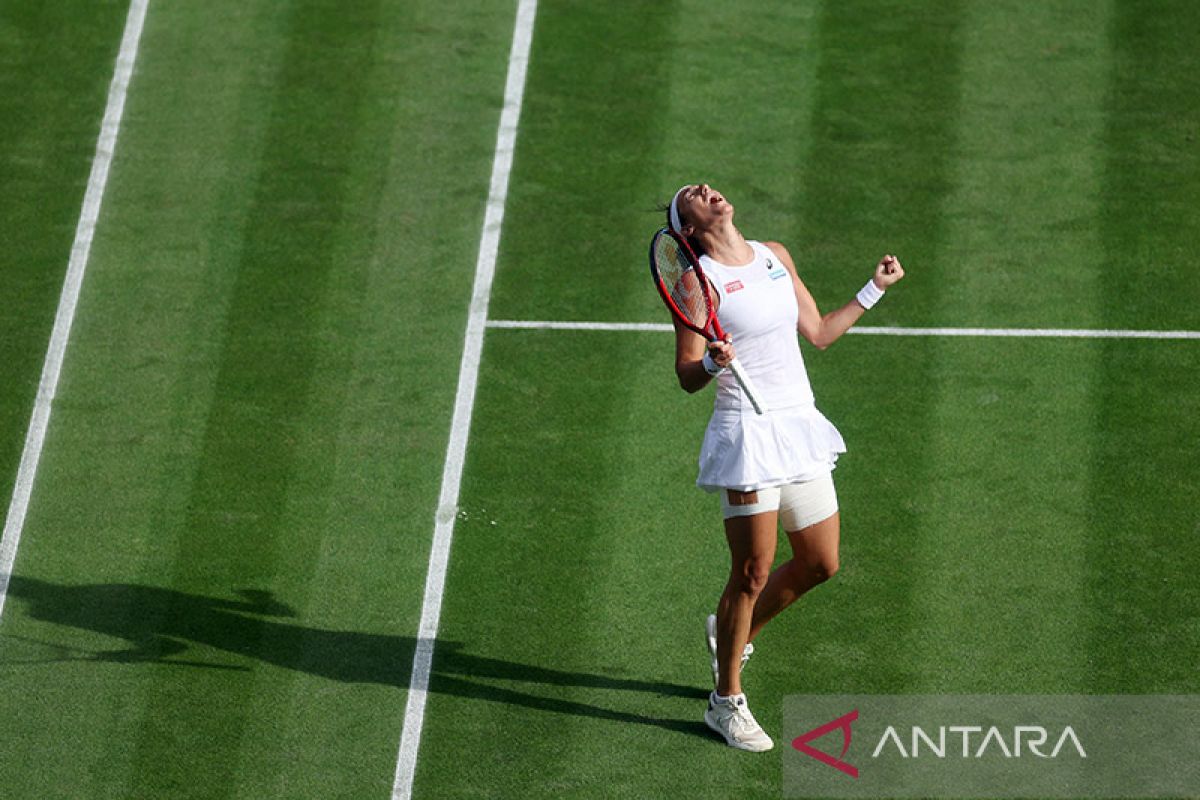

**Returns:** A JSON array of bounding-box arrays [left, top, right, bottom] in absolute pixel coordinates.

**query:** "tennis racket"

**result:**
[[648, 228, 768, 415]]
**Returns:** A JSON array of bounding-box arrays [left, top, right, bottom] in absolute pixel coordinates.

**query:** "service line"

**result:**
[[487, 320, 1200, 339]]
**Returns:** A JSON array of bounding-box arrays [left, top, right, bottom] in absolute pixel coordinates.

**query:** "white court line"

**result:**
[[489, 319, 673, 332], [853, 326, 1200, 339], [0, 0, 150, 621], [487, 319, 1200, 340], [390, 1, 537, 798]]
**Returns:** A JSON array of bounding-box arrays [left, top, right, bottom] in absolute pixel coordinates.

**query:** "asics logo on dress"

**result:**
[[724, 280, 744, 293]]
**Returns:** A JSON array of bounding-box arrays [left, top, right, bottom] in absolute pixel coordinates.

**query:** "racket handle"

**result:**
[[726, 357, 768, 415]]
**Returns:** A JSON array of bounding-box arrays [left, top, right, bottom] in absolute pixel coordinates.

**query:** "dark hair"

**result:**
[[655, 200, 707, 256]]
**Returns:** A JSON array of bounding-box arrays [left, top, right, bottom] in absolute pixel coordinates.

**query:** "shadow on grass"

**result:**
[[1, 575, 710, 738]]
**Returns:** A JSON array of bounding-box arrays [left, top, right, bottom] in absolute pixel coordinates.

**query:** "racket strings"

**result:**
[[654, 236, 710, 329]]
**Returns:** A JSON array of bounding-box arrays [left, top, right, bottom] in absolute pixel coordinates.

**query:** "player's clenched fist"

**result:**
[[872, 254, 904, 290]]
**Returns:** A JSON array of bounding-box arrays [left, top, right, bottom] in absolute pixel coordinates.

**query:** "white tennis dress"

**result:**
[[696, 241, 846, 492]]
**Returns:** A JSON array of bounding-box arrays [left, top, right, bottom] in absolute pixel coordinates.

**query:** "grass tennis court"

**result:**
[[1, 0, 1197, 797]]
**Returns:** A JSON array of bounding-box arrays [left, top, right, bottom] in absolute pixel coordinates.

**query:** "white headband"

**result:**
[[668, 185, 688, 234]]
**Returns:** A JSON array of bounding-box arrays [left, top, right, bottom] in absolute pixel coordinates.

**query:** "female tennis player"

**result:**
[[665, 183, 904, 752]]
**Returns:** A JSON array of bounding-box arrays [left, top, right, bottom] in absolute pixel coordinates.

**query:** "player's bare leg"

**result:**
[[705, 496, 778, 751], [746, 512, 840, 642], [715, 497, 777, 697]]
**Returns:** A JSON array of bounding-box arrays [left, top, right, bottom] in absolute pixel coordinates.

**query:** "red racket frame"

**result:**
[[648, 228, 726, 341]]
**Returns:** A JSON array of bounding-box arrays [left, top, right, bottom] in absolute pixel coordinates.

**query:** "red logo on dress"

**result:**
[[724, 280, 744, 293]]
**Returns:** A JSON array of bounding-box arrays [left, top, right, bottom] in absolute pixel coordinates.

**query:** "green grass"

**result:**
[[1, 0, 1198, 798], [0, 0, 129, 515], [1, 0, 513, 796]]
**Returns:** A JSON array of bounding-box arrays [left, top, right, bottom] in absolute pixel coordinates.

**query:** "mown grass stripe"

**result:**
[[0, 0, 149, 620], [767, 0, 969, 731], [1086, 0, 1200, 692], [121, 0, 394, 793], [908, 0, 1113, 691]]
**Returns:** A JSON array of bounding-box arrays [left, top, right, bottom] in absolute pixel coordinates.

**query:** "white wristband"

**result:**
[[702, 350, 724, 376], [856, 279, 885, 310]]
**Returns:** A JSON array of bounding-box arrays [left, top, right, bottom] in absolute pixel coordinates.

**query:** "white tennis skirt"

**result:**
[[697, 404, 846, 493]]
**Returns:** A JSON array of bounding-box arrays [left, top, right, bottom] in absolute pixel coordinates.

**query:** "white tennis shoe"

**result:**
[[704, 692, 774, 752], [705, 614, 754, 687]]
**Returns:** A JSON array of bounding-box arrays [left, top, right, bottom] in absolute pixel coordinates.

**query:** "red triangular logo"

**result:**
[[791, 709, 859, 778]]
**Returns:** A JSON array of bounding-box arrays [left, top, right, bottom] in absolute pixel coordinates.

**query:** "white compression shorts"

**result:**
[[719, 473, 838, 531]]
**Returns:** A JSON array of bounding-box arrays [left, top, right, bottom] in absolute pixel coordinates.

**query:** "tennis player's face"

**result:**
[[679, 184, 732, 232]]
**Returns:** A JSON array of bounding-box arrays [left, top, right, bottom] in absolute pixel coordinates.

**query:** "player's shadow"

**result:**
[[1, 575, 709, 738]]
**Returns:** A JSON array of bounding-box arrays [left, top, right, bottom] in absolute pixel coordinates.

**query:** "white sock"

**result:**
[[712, 691, 745, 704]]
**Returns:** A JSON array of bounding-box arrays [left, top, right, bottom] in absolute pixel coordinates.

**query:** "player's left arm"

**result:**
[[764, 241, 904, 351]]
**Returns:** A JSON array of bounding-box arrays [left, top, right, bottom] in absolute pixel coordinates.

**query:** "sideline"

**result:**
[[390, 1, 539, 798], [0, 0, 152, 620]]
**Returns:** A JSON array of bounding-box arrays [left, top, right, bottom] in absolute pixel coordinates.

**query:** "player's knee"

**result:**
[[735, 560, 771, 596], [809, 556, 839, 585], [824, 558, 840, 581]]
